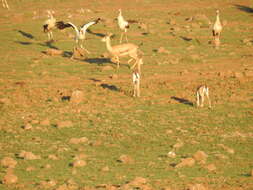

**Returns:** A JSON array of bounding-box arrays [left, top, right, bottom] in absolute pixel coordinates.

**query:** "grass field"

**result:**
[[0, 0, 253, 189]]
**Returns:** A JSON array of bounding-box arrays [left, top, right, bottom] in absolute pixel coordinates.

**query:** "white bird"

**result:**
[[117, 9, 129, 43], [2, 0, 9, 9], [43, 10, 56, 41], [212, 10, 222, 38], [56, 18, 100, 53]]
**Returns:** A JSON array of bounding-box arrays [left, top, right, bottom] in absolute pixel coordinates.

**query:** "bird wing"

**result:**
[[80, 18, 100, 33], [56, 21, 80, 37]]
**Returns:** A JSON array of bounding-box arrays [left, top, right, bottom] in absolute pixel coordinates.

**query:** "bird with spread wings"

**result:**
[[56, 18, 100, 53]]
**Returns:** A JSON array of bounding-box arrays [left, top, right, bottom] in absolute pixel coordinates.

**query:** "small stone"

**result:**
[[244, 71, 253, 77], [2, 173, 18, 185], [110, 74, 118, 79], [129, 177, 147, 186], [193, 151, 208, 163], [205, 163, 216, 172], [23, 123, 32, 130], [18, 151, 40, 160], [1, 157, 17, 168], [57, 120, 73, 128], [173, 142, 184, 149], [26, 166, 35, 171], [72, 160, 87, 167], [48, 154, 59, 160], [71, 90, 84, 104], [175, 157, 195, 168], [102, 65, 114, 71], [167, 151, 176, 158], [40, 119, 50, 126], [101, 166, 109, 172], [45, 49, 63, 56], [233, 72, 243, 79], [188, 184, 207, 190], [69, 137, 88, 144], [118, 155, 134, 164]]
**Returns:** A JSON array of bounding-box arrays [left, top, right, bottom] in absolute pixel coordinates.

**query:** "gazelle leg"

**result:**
[[206, 91, 212, 108], [137, 81, 140, 97], [120, 32, 124, 44], [125, 32, 128, 42], [201, 95, 204, 107], [196, 92, 200, 107], [115, 56, 120, 69]]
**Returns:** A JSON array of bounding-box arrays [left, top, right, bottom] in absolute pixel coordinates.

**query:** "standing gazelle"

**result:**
[[101, 33, 141, 69], [196, 85, 211, 108]]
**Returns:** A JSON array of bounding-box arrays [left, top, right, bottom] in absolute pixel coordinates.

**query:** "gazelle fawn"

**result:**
[[132, 69, 141, 97], [196, 85, 211, 108], [101, 33, 141, 69]]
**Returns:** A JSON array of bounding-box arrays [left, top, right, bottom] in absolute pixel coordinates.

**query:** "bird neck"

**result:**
[[216, 13, 220, 23], [105, 37, 113, 52]]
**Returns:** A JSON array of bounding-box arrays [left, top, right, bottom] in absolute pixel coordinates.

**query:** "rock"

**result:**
[[218, 144, 235, 154], [0, 98, 11, 105], [57, 120, 73, 128], [48, 154, 58, 160], [1, 157, 17, 168], [193, 151, 208, 163], [118, 155, 134, 164], [101, 166, 109, 172], [167, 151, 176, 158], [71, 90, 84, 104], [188, 184, 207, 190], [40, 180, 57, 188], [233, 72, 243, 79], [69, 137, 88, 144], [129, 177, 147, 186], [18, 151, 40, 160], [205, 163, 216, 172], [176, 157, 195, 168], [244, 71, 253, 77], [110, 74, 118, 80], [26, 166, 35, 171], [56, 184, 68, 190], [102, 65, 114, 71], [72, 159, 87, 167], [45, 49, 63, 56], [22, 123, 32, 130], [173, 142, 184, 149], [2, 172, 18, 185], [40, 119, 50, 126]]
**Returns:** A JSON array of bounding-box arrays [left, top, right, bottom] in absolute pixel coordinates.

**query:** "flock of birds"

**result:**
[[2, 1, 222, 105]]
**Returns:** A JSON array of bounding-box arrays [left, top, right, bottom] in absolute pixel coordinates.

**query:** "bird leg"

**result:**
[[80, 40, 90, 54], [120, 32, 124, 44]]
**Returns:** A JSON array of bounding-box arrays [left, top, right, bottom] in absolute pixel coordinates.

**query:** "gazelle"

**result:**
[[196, 85, 211, 108], [101, 33, 141, 69]]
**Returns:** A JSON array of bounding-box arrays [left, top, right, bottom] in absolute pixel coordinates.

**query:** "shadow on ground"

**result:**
[[101, 83, 118, 91], [171, 96, 194, 106], [234, 4, 253, 13], [84, 58, 112, 65]]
